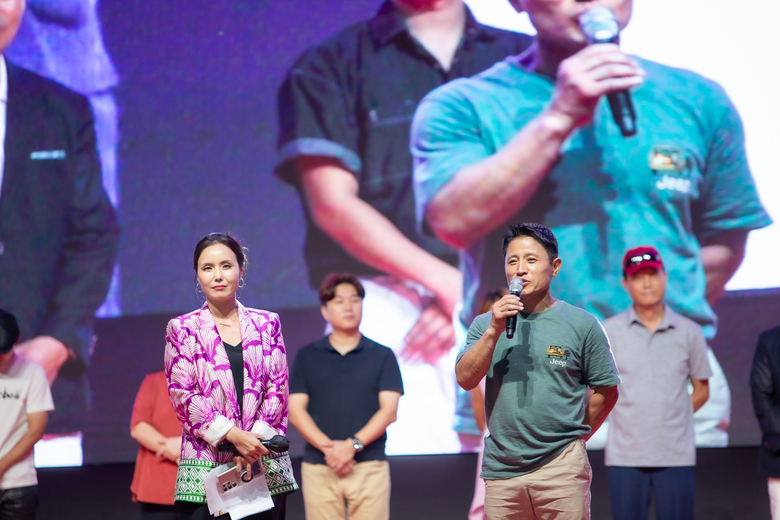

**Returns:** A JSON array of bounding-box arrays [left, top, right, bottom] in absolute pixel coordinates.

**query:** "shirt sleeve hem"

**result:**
[[276, 138, 362, 178], [203, 415, 234, 446], [250, 421, 280, 439]]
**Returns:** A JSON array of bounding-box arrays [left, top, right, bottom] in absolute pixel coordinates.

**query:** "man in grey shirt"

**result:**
[[603, 246, 711, 520], [457, 222, 620, 519]]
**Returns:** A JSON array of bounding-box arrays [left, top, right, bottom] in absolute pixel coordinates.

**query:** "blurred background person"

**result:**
[[275, 0, 531, 454], [6, 0, 120, 317], [165, 232, 293, 520], [603, 247, 711, 520], [751, 323, 780, 520], [0, 309, 55, 520], [130, 370, 182, 520], [0, 0, 120, 467], [454, 288, 507, 520]]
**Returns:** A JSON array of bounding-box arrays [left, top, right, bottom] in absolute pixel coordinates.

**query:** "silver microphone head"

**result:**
[[579, 7, 619, 44], [509, 278, 524, 295]]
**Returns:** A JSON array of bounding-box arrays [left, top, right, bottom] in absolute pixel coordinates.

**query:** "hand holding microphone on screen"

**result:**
[[544, 7, 644, 134], [579, 6, 639, 136]]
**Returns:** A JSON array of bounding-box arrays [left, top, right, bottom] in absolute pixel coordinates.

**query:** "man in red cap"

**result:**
[[602, 246, 712, 520]]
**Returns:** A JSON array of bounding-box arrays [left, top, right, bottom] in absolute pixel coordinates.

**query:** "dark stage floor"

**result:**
[[37, 447, 767, 520]]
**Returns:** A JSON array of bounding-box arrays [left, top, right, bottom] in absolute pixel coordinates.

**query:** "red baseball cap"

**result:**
[[622, 246, 664, 277]]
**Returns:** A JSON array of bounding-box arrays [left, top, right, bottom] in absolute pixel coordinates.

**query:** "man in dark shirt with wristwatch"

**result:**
[[289, 273, 403, 520]]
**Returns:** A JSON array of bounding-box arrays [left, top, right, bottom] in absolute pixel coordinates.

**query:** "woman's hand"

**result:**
[[155, 436, 182, 464], [233, 455, 254, 481], [225, 427, 269, 462]]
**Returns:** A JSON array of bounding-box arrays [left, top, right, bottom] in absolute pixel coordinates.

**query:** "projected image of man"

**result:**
[[412, 0, 772, 448]]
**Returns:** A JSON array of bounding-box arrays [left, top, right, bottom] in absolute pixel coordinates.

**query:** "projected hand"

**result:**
[[402, 302, 456, 365], [548, 43, 645, 128], [15, 336, 69, 385]]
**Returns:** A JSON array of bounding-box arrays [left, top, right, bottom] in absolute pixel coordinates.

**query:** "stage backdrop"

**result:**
[[13, 0, 778, 464]]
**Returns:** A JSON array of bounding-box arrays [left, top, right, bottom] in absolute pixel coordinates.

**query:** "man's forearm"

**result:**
[[0, 413, 48, 478], [299, 160, 461, 313], [456, 329, 500, 391], [131, 422, 167, 453], [583, 386, 618, 440], [690, 380, 710, 413], [701, 230, 747, 305], [353, 402, 400, 446], [289, 408, 331, 452], [425, 110, 576, 249]]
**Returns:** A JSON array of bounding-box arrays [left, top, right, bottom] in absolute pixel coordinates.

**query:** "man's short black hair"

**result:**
[[319, 273, 366, 305], [0, 308, 20, 354], [501, 223, 559, 263]]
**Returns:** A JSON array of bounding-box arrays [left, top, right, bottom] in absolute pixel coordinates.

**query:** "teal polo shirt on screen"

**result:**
[[411, 54, 772, 339]]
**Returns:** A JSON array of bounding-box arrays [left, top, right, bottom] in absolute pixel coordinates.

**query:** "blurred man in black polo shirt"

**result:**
[[275, 0, 531, 455], [289, 273, 403, 520]]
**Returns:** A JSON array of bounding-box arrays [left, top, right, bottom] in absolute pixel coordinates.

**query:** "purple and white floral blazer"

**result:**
[[164, 302, 288, 463]]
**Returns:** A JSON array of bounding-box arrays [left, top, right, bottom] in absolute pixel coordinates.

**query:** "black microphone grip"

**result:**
[[505, 279, 524, 339], [506, 313, 518, 339], [579, 7, 637, 137], [218, 434, 290, 453], [606, 89, 636, 137]]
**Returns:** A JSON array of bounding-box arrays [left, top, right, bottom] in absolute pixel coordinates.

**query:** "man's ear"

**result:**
[[551, 256, 562, 277], [320, 305, 329, 324]]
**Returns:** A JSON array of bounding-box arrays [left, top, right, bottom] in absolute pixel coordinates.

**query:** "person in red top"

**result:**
[[130, 371, 182, 520]]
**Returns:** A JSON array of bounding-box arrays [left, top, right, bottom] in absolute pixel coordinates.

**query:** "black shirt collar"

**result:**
[[368, 0, 496, 48], [314, 334, 366, 353]]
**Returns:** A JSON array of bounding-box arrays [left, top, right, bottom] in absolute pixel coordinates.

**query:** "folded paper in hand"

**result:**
[[203, 462, 274, 520]]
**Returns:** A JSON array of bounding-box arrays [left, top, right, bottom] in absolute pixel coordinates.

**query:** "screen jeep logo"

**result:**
[[547, 345, 570, 368]]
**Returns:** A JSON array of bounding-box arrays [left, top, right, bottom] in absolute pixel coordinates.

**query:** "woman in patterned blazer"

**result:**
[[165, 232, 291, 520]]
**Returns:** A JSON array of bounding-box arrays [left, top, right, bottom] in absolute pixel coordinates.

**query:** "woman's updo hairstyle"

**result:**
[[193, 232, 248, 273]]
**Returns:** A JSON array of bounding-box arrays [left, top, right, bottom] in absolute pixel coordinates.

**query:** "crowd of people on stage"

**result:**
[[0, 0, 778, 519]]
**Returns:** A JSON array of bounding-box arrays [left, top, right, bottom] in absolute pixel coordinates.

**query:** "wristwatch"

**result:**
[[351, 436, 364, 452]]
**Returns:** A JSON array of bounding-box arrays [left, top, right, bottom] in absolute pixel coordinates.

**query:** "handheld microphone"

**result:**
[[579, 7, 637, 137], [505, 278, 524, 339], [218, 434, 290, 453]]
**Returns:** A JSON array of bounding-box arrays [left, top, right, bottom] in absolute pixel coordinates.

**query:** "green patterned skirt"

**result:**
[[176, 452, 299, 503]]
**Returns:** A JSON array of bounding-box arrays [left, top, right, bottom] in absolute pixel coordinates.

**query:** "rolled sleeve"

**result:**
[[411, 83, 491, 235], [275, 47, 361, 182]]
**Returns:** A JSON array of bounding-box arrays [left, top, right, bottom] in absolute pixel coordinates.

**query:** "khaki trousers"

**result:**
[[485, 439, 591, 520], [301, 460, 390, 520]]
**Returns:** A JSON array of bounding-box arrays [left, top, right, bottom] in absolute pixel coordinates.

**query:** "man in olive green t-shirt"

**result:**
[[456, 223, 620, 520]]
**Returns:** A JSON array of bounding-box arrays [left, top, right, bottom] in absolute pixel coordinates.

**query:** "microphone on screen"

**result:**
[[505, 278, 524, 339], [579, 7, 637, 137]]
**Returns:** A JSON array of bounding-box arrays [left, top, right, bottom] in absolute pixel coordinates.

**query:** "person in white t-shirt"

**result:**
[[0, 309, 55, 520]]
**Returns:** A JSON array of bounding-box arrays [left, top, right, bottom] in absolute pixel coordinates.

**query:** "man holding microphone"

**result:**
[[456, 223, 619, 519]]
